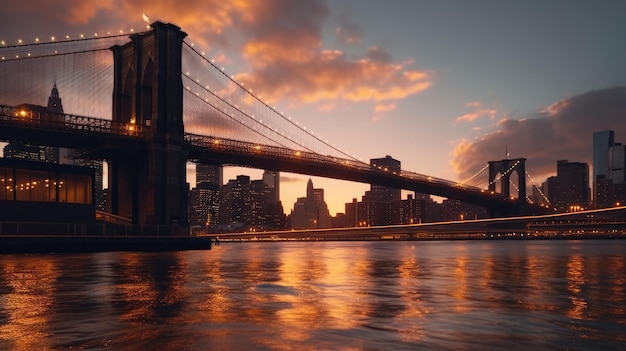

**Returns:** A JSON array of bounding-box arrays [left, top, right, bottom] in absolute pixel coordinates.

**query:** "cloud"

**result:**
[[0, 0, 431, 116], [451, 86, 626, 185], [375, 103, 396, 112], [335, 13, 363, 44], [280, 175, 305, 183], [235, 50, 432, 104], [455, 101, 497, 122], [229, 1, 432, 106]]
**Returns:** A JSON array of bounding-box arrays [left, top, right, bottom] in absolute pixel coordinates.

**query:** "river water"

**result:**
[[0, 239, 625, 350]]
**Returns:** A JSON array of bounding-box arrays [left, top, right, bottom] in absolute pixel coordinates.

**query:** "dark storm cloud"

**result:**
[[451, 86, 626, 183]]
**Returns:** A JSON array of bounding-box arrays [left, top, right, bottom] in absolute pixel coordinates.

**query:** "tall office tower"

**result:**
[[610, 143, 626, 184], [550, 160, 589, 212], [368, 155, 401, 202], [196, 164, 223, 186], [611, 143, 626, 205], [262, 170, 280, 204], [189, 181, 220, 230], [592, 130, 614, 207]]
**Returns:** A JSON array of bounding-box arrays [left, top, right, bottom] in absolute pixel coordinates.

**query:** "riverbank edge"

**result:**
[[0, 236, 212, 254]]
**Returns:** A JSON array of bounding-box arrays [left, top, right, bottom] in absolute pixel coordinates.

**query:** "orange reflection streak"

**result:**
[[522, 255, 556, 312], [320, 244, 371, 329], [274, 248, 323, 343], [452, 246, 468, 313], [196, 247, 232, 324], [0, 258, 58, 351], [566, 255, 588, 320], [115, 253, 158, 322], [396, 245, 427, 342]]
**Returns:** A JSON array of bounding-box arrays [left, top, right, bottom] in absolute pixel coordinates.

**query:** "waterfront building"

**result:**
[[0, 158, 95, 222]]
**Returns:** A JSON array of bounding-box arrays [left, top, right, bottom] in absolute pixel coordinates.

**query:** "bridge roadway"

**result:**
[[0, 104, 546, 214]]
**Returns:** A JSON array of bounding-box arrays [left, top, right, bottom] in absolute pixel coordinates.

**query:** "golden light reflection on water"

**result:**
[[275, 247, 322, 343], [523, 255, 557, 312], [0, 258, 58, 351], [322, 244, 371, 329], [396, 245, 427, 342], [566, 255, 588, 320], [1, 241, 625, 350], [452, 247, 468, 313]]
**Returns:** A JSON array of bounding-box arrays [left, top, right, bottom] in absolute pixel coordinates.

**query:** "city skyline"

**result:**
[[2, 1, 626, 215]]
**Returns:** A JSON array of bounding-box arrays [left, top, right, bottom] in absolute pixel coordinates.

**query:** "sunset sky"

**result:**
[[2, 0, 626, 215]]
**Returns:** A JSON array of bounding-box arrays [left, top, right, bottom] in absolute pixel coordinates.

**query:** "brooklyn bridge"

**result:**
[[0, 21, 551, 229]]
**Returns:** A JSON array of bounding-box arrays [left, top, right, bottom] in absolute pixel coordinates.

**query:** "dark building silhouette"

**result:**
[[4, 84, 62, 163], [211, 174, 285, 232], [196, 164, 223, 185], [440, 199, 488, 221], [344, 155, 403, 226], [593, 130, 615, 207], [0, 158, 95, 222], [368, 155, 401, 202], [4, 84, 105, 210], [289, 178, 332, 229], [611, 143, 626, 205], [549, 160, 589, 212], [390, 194, 423, 224], [189, 181, 220, 232]]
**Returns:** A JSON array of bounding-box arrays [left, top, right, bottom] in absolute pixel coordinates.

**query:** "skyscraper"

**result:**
[[550, 160, 589, 212], [368, 155, 401, 202], [196, 164, 223, 186], [592, 130, 614, 207], [289, 178, 332, 229], [611, 143, 626, 205], [262, 170, 279, 204]]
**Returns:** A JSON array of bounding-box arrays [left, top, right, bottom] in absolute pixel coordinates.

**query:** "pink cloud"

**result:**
[[375, 103, 396, 112], [455, 101, 497, 123]]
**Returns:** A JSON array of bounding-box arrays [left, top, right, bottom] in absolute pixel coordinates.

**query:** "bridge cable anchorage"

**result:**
[[181, 40, 365, 165], [526, 171, 550, 205]]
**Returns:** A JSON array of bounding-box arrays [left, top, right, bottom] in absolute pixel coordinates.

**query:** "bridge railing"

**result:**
[[0, 104, 140, 137], [185, 132, 372, 170], [185, 133, 490, 194]]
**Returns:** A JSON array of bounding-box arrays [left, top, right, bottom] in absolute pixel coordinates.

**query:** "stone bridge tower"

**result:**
[[488, 158, 527, 216], [108, 22, 188, 229]]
